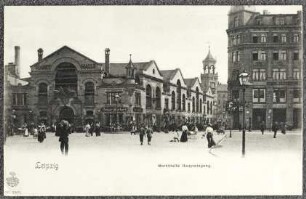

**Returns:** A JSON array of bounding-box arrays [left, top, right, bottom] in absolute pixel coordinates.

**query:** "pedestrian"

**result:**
[[206, 123, 216, 148], [272, 122, 279, 138], [260, 121, 265, 135], [89, 122, 94, 136], [130, 122, 137, 135], [95, 122, 101, 136], [59, 120, 70, 155], [37, 122, 46, 143], [55, 121, 63, 137], [248, 117, 252, 132], [23, 123, 29, 137], [146, 125, 153, 145], [180, 123, 188, 142], [139, 124, 146, 145], [280, 122, 286, 134], [84, 123, 91, 137]]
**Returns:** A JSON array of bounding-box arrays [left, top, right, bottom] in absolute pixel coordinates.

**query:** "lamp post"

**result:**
[[239, 71, 250, 157]]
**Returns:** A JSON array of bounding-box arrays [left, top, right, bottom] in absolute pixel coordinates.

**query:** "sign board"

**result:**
[[101, 107, 127, 113], [133, 107, 143, 112]]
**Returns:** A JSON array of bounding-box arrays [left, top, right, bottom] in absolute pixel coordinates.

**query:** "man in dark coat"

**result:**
[[139, 124, 146, 145], [59, 120, 70, 155], [272, 122, 279, 138], [95, 122, 101, 136], [146, 126, 153, 145], [260, 121, 265, 135]]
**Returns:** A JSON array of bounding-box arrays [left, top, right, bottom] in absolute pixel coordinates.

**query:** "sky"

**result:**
[[4, 5, 302, 83]]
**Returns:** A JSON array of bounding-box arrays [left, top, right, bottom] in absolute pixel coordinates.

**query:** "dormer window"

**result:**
[[256, 19, 262, 25], [234, 17, 239, 27]]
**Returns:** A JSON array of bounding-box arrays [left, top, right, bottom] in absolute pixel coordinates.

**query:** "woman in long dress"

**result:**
[[180, 124, 188, 142]]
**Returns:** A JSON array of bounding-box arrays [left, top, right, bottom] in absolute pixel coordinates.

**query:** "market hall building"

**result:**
[[5, 46, 214, 131]]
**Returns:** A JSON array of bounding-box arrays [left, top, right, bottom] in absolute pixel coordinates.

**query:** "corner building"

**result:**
[[227, 6, 302, 129]]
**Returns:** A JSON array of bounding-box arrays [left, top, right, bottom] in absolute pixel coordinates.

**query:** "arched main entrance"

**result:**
[[59, 106, 74, 124]]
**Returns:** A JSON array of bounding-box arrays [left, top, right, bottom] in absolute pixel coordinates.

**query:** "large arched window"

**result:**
[[55, 62, 78, 95], [203, 105, 206, 115], [176, 80, 181, 111], [182, 94, 186, 111], [38, 83, 48, 105], [171, 91, 175, 110], [210, 101, 213, 114], [85, 82, 94, 105], [207, 101, 210, 115], [192, 97, 195, 112], [146, 85, 152, 109], [196, 87, 199, 113], [156, 87, 161, 110]]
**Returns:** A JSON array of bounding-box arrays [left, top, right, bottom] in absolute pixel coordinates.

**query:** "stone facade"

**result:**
[[227, 6, 302, 129]]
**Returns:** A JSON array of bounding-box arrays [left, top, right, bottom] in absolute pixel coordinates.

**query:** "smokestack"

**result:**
[[14, 46, 20, 77], [105, 48, 110, 74], [38, 48, 43, 62]]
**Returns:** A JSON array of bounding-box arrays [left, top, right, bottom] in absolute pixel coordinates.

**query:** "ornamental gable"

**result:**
[[30, 46, 99, 72], [191, 78, 203, 93], [170, 69, 187, 88], [142, 61, 163, 80]]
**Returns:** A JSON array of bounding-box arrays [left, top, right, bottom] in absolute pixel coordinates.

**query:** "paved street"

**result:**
[[4, 130, 303, 196]]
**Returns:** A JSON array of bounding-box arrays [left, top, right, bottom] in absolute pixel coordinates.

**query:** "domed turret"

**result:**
[[203, 47, 216, 74]]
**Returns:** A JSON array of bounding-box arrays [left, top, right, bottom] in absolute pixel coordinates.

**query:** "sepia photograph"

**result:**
[[3, 4, 303, 196]]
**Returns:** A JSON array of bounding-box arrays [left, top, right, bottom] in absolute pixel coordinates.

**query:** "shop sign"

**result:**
[[101, 107, 127, 113], [133, 107, 143, 112]]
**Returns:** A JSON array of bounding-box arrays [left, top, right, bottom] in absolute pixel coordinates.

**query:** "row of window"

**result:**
[[234, 16, 293, 27], [230, 33, 300, 46], [252, 88, 301, 103], [252, 68, 301, 81], [232, 50, 299, 62]]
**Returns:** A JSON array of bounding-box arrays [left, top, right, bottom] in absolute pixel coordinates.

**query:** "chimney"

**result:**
[[14, 46, 20, 77], [105, 48, 110, 74], [263, 10, 269, 15], [38, 48, 43, 62]]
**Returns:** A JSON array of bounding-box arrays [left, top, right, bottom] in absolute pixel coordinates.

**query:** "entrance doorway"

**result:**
[[273, 109, 286, 124], [59, 106, 74, 124], [252, 109, 266, 129], [293, 108, 301, 129]]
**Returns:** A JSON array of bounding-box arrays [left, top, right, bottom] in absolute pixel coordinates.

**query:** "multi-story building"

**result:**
[[227, 6, 302, 129], [5, 45, 210, 132]]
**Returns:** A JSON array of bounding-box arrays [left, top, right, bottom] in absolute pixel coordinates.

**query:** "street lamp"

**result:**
[[239, 71, 250, 157]]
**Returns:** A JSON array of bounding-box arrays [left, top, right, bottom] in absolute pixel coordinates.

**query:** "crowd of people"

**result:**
[[9, 118, 292, 156]]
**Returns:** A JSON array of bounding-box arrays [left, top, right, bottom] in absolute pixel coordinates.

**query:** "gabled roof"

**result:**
[[184, 77, 198, 88], [30, 45, 98, 67], [160, 68, 186, 85], [160, 69, 177, 81], [101, 61, 153, 77]]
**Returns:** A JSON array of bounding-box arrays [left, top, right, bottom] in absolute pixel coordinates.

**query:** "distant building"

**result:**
[[216, 83, 228, 123], [227, 6, 302, 129]]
